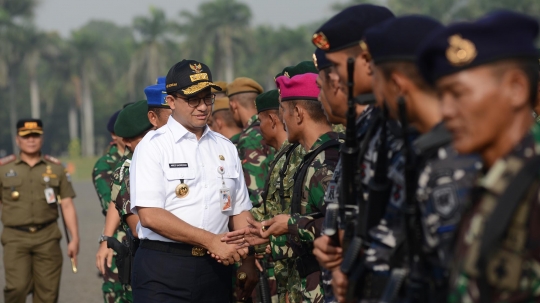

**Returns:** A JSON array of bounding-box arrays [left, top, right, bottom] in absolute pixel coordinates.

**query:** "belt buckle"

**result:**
[[29, 226, 37, 233], [192, 246, 205, 257]]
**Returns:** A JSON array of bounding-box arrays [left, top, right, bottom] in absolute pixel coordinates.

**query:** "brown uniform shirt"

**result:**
[[0, 154, 76, 226]]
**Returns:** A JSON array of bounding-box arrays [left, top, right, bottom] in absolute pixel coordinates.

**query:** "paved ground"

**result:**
[[0, 180, 104, 303]]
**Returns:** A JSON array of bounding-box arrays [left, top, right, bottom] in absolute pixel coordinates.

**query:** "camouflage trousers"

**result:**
[[102, 228, 132, 303], [285, 257, 324, 303]]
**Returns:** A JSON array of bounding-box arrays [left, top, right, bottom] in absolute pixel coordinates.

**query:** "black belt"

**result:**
[[8, 221, 55, 233], [140, 240, 208, 257]]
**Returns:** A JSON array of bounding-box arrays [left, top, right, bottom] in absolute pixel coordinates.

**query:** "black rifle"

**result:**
[[107, 228, 138, 285], [258, 259, 272, 303], [399, 97, 426, 303], [344, 107, 390, 301], [338, 58, 360, 253]]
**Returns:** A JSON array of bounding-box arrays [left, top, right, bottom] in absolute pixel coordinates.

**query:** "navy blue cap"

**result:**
[[156, 76, 166, 84], [364, 15, 443, 64], [313, 48, 332, 71], [417, 10, 539, 85], [144, 83, 170, 108], [107, 110, 121, 133], [312, 4, 394, 53]]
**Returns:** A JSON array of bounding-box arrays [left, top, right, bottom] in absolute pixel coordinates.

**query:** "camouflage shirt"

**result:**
[[449, 124, 540, 303], [270, 143, 306, 261], [237, 114, 275, 207], [230, 132, 241, 147], [92, 144, 125, 215], [111, 154, 133, 233], [287, 131, 341, 247], [251, 140, 299, 221]]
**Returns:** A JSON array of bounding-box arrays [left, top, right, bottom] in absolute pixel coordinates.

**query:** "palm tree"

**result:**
[[178, 0, 252, 82], [0, 0, 38, 153], [70, 27, 103, 157], [128, 7, 172, 101]]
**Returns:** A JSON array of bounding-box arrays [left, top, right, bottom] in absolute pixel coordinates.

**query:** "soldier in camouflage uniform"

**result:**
[[228, 77, 275, 206], [93, 110, 131, 302], [208, 96, 242, 146], [255, 73, 340, 303], [250, 89, 305, 303], [417, 11, 540, 302]]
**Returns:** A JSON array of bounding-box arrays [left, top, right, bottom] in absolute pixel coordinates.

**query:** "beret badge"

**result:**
[[446, 34, 477, 66], [312, 53, 318, 69], [359, 40, 372, 61], [312, 32, 330, 51], [189, 62, 209, 82]]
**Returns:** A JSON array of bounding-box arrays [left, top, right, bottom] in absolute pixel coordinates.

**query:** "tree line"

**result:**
[[0, 0, 537, 157]]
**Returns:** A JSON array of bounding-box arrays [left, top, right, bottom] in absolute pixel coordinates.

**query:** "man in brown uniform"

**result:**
[[0, 119, 79, 303]]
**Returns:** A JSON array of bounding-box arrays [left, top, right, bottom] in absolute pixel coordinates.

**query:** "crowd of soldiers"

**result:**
[[2, 3, 538, 303]]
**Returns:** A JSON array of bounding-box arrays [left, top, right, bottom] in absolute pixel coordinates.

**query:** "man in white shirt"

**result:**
[[130, 60, 256, 302]]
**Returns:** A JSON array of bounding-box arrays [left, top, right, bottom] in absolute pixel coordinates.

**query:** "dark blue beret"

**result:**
[[144, 83, 170, 108], [313, 48, 332, 71], [417, 10, 539, 85], [364, 15, 443, 64], [312, 4, 394, 53], [107, 110, 121, 133], [156, 76, 165, 84]]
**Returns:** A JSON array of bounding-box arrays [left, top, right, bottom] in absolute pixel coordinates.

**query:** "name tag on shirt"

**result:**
[[44, 188, 57, 204], [169, 163, 188, 168]]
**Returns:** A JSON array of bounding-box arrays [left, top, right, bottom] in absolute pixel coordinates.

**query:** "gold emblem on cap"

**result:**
[[446, 34, 477, 66], [312, 32, 330, 51], [175, 183, 189, 198], [284, 71, 290, 78], [11, 191, 19, 200], [219, 155, 225, 161], [312, 53, 319, 69], [190, 63, 203, 73], [24, 122, 38, 129]]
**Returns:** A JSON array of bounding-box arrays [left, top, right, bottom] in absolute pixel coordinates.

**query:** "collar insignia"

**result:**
[[446, 34, 477, 66], [312, 32, 330, 51]]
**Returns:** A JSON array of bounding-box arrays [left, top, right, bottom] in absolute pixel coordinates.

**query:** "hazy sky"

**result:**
[[35, 0, 348, 37]]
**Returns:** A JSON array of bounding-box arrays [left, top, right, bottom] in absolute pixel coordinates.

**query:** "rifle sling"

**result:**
[[291, 139, 341, 215], [279, 143, 300, 212], [477, 154, 540, 302], [261, 144, 293, 215]]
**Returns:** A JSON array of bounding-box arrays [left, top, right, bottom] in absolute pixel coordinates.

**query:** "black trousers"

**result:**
[[132, 246, 233, 303]]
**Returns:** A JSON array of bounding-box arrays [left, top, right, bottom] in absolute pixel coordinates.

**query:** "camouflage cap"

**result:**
[[255, 90, 280, 114], [114, 100, 153, 138]]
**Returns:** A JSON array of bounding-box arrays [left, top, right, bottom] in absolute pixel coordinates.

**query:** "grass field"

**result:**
[[60, 157, 99, 181]]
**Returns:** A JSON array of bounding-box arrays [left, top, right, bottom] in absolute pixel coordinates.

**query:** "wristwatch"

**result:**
[[98, 234, 109, 244]]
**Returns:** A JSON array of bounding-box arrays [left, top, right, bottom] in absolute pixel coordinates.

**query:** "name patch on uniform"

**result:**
[[5, 170, 16, 177], [169, 163, 188, 168]]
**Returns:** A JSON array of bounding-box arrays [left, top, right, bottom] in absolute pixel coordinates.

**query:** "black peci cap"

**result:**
[[165, 60, 222, 96]]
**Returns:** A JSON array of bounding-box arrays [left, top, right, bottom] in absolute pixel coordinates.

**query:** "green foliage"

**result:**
[[1, 0, 539, 157], [68, 139, 81, 159]]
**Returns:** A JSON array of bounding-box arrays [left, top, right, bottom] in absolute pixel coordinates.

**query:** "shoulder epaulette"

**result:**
[[44, 155, 62, 165], [0, 154, 16, 166]]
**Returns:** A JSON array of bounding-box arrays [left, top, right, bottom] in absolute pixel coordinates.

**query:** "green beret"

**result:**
[[114, 100, 153, 138], [274, 61, 318, 80], [256, 90, 280, 114]]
